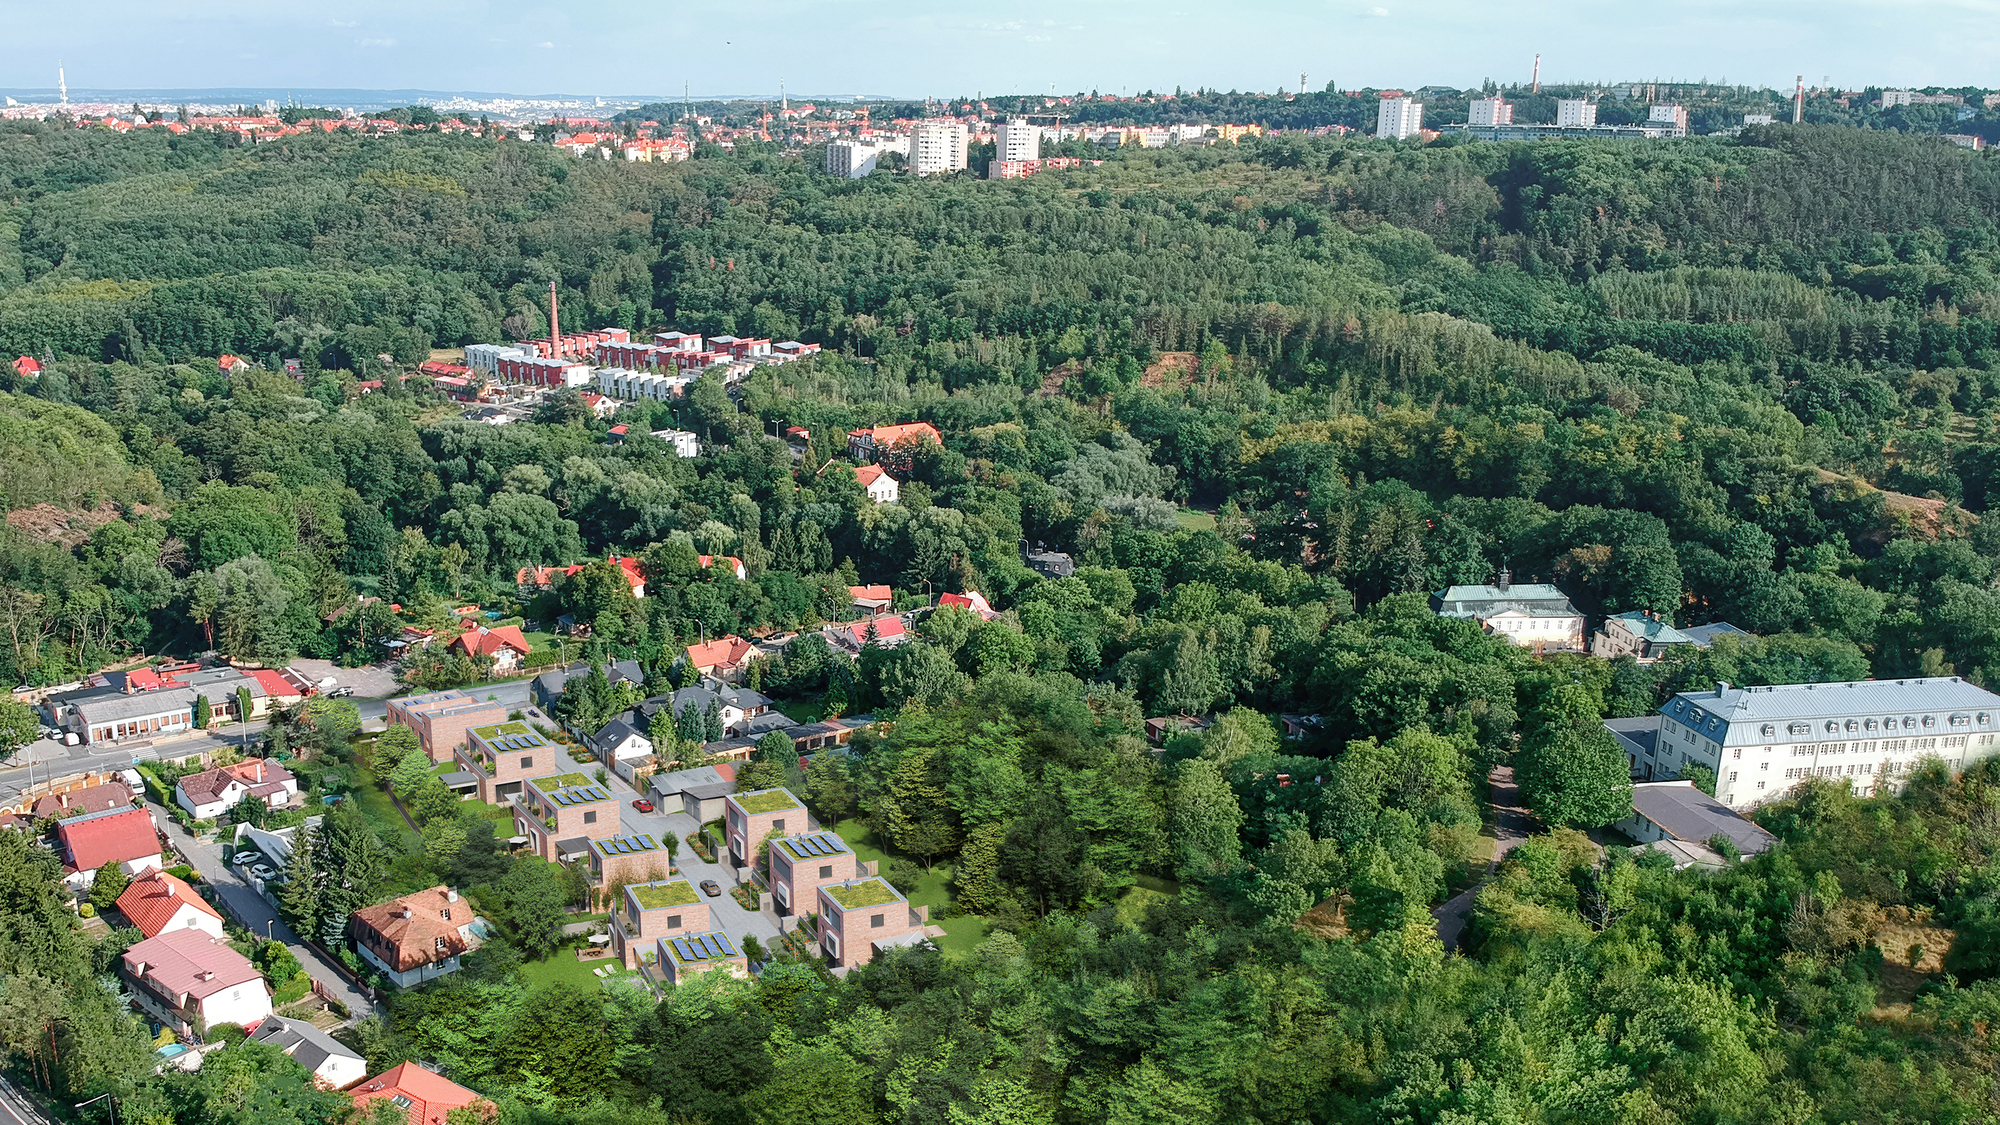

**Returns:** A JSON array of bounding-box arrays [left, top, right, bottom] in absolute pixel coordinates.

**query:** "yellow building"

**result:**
[[1217, 123, 1264, 143]]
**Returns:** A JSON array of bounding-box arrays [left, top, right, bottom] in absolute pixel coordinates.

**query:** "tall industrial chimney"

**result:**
[[548, 281, 559, 357], [1532, 54, 1540, 94], [1793, 75, 1804, 124]]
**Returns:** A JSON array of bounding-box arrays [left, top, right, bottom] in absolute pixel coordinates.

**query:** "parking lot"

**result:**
[[289, 658, 401, 700]]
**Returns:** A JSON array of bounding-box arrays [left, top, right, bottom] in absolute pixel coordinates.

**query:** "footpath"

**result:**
[[1432, 765, 1535, 951]]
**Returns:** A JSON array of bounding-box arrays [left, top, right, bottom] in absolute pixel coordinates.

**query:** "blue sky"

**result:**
[[6, 0, 1997, 97]]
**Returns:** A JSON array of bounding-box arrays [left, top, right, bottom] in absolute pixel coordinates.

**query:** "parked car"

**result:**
[[699, 880, 721, 897], [632, 798, 654, 813], [325, 686, 355, 698]]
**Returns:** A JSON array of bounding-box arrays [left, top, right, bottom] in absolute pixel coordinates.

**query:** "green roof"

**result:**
[[730, 787, 801, 815], [470, 721, 534, 739], [533, 772, 595, 790], [823, 877, 901, 910], [629, 880, 701, 910]]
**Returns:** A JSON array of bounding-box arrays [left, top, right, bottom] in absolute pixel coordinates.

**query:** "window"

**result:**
[[584, 811, 597, 824], [435, 937, 448, 952], [1728, 771, 1738, 782], [392, 1096, 415, 1110], [819, 865, 833, 879], [520, 755, 534, 769], [870, 913, 885, 928], [1760, 761, 1769, 770], [1732, 748, 1741, 759], [773, 819, 786, 832], [1757, 781, 1766, 789], [666, 915, 681, 929], [441, 908, 450, 921]]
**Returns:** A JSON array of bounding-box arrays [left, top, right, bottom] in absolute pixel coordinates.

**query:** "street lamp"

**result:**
[[265, 919, 275, 942]]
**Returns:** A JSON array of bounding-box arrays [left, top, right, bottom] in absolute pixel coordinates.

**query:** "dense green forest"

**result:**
[[7, 118, 2000, 1124]]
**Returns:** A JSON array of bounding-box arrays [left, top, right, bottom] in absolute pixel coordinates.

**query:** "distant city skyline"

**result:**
[[6, 0, 1999, 100]]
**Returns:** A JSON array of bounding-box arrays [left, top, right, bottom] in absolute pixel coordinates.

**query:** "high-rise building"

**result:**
[[1647, 104, 1689, 137], [1556, 99, 1597, 127], [1469, 97, 1514, 127], [996, 118, 1039, 163], [826, 140, 879, 178], [1376, 96, 1423, 140], [910, 121, 969, 174]]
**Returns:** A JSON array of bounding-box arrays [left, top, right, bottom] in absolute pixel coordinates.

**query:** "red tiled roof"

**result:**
[[349, 1062, 483, 1125], [697, 555, 745, 578], [116, 869, 223, 937], [685, 635, 755, 670], [33, 781, 131, 819], [853, 464, 891, 487], [848, 584, 892, 603], [850, 422, 941, 448], [57, 808, 159, 873], [123, 929, 262, 1002], [350, 887, 470, 971], [939, 591, 996, 618], [12, 357, 40, 377], [448, 625, 532, 660]]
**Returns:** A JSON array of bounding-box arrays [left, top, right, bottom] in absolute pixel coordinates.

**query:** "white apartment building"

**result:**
[[996, 118, 1039, 163], [1376, 96, 1423, 140], [1556, 99, 1598, 127], [910, 121, 968, 174], [826, 140, 879, 178], [1647, 104, 1689, 136], [1469, 97, 1514, 126], [1654, 677, 2000, 810]]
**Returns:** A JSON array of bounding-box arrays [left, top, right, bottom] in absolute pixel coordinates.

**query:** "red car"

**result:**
[[632, 798, 654, 813]]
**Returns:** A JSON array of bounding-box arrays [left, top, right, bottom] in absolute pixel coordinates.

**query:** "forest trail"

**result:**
[[1433, 766, 1535, 952]]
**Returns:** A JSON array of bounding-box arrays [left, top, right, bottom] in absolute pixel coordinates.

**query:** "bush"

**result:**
[[273, 971, 312, 1005], [79, 903, 96, 918]]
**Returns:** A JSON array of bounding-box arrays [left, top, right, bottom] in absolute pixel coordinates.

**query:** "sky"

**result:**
[[4, 0, 1999, 99]]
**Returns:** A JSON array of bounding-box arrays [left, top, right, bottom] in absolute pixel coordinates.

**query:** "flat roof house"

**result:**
[[121, 928, 270, 1040], [455, 721, 562, 805], [769, 830, 863, 918], [1431, 571, 1584, 652], [587, 832, 672, 893], [647, 763, 738, 822], [55, 807, 163, 891], [350, 886, 479, 988], [612, 878, 709, 971], [248, 1015, 367, 1090], [724, 787, 804, 871], [115, 869, 225, 939], [513, 773, 615, 863], [815, 876, 937, 970], [657, 929, 750, 986], [386, 690, 510, 762], [1616, 780, 1777, 861], [1657, 676, 2000, 810]]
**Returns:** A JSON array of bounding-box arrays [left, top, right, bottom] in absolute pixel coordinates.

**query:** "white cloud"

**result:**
[[1369, 6, 1390, 15], [328, 19, 357, 28], [356, 37, 395, 47], [538, 41, 555, 48]]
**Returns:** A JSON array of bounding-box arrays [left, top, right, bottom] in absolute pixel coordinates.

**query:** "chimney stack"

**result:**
[[1496, 567, 1511, 593], [1793, 76, 1804, 125], [548, 280, 560, 357]]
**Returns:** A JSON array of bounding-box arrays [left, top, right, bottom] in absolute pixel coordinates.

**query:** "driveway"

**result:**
[[1433, 765, 1536, 952], [609, 774, 784, 953], [151, 800, 378, 1022], [290, 659, 401, 701]]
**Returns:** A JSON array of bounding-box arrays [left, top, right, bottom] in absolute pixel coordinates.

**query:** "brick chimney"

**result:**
[[548, 280, 560, 357]]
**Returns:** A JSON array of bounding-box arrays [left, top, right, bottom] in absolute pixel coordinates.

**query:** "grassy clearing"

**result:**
[[1176, 508, 1217, 531], [519, 951, 637, 992]]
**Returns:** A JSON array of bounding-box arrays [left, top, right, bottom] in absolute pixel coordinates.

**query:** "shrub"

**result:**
[[79, 903, 96, 918]]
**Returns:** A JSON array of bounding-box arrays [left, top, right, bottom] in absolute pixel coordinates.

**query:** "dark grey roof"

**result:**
[[1603, 716, 1659, 762], [248, 1015, 361, 1075], [1681, 622, 1754, 649], [1629, 782, 1776, 854], [72, 686, 198, 723], [555, 836, 592, 858], [593, 718, 647, 749], [649, 764, 734, 797], [608, 660, 646, 685], [439, 771, 480, 788], [740, 711, 797, 736], [680, 782, 734, 801]]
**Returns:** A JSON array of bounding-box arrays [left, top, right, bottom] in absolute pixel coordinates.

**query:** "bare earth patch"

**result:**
[[5, 502, 132, 548]]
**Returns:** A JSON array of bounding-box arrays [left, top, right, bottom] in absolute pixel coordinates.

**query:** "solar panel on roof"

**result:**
[[671, 938, 694, 961], [714, 933, 738, 956]]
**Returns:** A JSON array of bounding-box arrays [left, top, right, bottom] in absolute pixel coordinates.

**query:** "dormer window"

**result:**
[[1865, 718, 1879, 731], [1760, 723, 1776, 737], [1788, 722, 1811, 736], [1953, 713, 1972, 727], [1923, 715, 1936, 728], [1824, 721, 1840, 734]]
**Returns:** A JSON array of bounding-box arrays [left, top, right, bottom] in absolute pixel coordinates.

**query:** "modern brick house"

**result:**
[[723, 787, 803, 870], [513, 773, 615, 863], [455, 722, 562, 804], [385, 691, 509, 762], [768, 830, 863, 918], [815, 876, 936, 969], [658, 929, 750, 985], [611, 878, 710, 970], [587, 832, 673, 891]]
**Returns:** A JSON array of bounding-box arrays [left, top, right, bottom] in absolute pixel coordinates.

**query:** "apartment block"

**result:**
[[1376, 96, 1423, 139], [910, 121, 969, 174], [386, 691, 509, 762]]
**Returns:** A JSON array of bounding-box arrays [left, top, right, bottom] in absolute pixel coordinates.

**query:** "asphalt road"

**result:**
[[0, 1074, 50, 1125]]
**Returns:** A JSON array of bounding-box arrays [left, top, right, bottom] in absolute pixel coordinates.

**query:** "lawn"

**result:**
[[933, 915, 991, 958], [1176, 508, 1217, 531], [347, 760, 420, 851], [831, 819, 955, 915], [519, 951, 639, 992]]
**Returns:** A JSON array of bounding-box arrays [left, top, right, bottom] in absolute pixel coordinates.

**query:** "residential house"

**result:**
[[114, 869, 225, 939], [530, 660, 645, 711], [815, 876, 938, 969], [1022, 544, 1075, 578], [590, 716, 653, 773], [121, 929, 270, 1039], [724, 787, 805, 870], [31, 780, 133, 819], [1591, 611, 1696, 663], [937, 590, 996, 620], [513, 773, 616, 863], [1681, 622, 1755, 649], [587, 833, 673, 892], [385, 691, 509, 762], [658, 930, 750, 985], [455, 722, 563, 804], [1605, 715, 1664, 779], [348, 1062, 485, 1125], [646, 763, 738, 821], [846, 422, 942, 463], [54, 807, 163, 891], [697, 555, 748, 580], [1430, 571, 1585, 651], [350, 886, 479, 988], [685, 635, 756, 680], [826, 615, 907, 652], [768, 830, 863, 918], [175, 758, 299, 821], [611, 878, 710, 970], [218, 354, 251, 374], [785, 714, 877, 754], [1652, 676, 2000, 810], [12, 356, 39, 379], [517, 555, 647, 598], [1616, 781, 1777, 859], [248, 1016, 368, 1090], [1144, 715, 1215, 744], [649, 429, 701, 458], [848, 584, 893, 613], [663, 683, 775, 738], [447, 625, 534, 673], [853, 464, 900, 503]]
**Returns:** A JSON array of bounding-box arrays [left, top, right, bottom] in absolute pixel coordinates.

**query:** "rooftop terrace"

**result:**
[[629, 880, 701, 910], [823, 877, 901, 910], [730, 787, 801, 815], [664, 930, 740, 964]]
